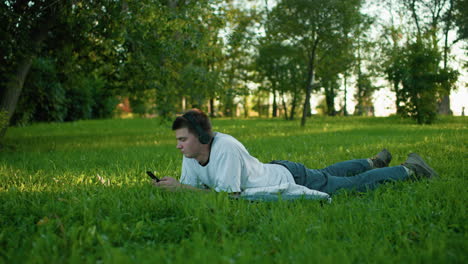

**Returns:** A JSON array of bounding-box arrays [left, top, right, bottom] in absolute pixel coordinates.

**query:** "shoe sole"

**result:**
[[407, 153, 439, 178]]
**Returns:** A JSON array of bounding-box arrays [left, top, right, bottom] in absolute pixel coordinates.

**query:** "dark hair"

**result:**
[[172, 109, 213, 138]]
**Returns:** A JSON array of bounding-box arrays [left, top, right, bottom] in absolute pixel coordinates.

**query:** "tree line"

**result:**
[[1, 0, 467, 140]]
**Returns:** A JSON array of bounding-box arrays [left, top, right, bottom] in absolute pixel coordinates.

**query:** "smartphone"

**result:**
[[146, 171, 160, 182]]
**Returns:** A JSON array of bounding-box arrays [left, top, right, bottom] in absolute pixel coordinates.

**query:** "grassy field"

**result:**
[[0, 116, 466, 263]]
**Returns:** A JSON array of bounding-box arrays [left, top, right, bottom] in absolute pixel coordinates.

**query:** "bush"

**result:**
[[400, 37, 458, 124], [0, 110, 8, 131], [11, 57, 67, 125], [11, 57, 118, 125]]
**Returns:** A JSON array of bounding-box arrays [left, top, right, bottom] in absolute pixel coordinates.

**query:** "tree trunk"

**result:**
[[301, 40, 318, 127], [290, 91, 297, 120], [243, 96, 249, 118], [272, 88, 277, 117], [209, 98, 215, 117], [0, 57, 34, 141], [355, 39, 363, 116], [301, 70, 313, 126], [280, 92, 288, 120], [438, 0, 453, 115], [343, 73, 348, 116], [409, 0, 422, 38], [437, 95, 452, 115], [0, 15, 50, 142], [325, 88, 336, 116], [394, 81, 404, 115]]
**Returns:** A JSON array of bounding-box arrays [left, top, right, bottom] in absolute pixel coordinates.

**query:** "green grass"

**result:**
[[0, 116, 466, 263]]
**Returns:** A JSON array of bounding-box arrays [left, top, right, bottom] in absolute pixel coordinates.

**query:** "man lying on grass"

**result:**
[[153, 109, 438, 198]]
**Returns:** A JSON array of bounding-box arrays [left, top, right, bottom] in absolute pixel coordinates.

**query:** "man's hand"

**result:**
[[153, 177, 182, 190], [152, 177, 211, 192]]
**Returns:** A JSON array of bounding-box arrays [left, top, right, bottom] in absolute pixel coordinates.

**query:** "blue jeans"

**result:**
[[270, 159, 409, 195]]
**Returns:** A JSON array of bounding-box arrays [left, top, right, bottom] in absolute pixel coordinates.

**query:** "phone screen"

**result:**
[[146, 171, 160, 182]]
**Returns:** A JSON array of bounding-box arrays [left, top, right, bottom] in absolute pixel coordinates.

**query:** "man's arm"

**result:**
[[153, 177, 241, 197], [153, 177, 210, 192]]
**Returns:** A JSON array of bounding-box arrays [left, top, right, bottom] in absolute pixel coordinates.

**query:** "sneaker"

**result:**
[[402, 153, 438, 179], [371, 149, 392, 168]]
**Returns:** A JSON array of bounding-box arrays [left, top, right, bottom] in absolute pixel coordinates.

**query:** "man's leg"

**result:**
[[319, 149, 392, 177], [301, 152, 434, 195], [313, 165, 409, 194], [319, 159, 372, 177]]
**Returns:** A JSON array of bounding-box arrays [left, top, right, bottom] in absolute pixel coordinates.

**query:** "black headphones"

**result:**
[[183, 112, 212, 144]]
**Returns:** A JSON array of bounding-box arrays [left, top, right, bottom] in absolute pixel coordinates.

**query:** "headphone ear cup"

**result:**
[[183, 112, 211, 144], [199, 133, 211, 144]]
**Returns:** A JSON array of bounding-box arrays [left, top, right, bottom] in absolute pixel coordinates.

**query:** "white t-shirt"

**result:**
[[180, 132, 295, 193]]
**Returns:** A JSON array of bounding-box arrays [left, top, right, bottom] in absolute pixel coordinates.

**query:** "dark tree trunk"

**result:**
[[290, 88, 298, 120], [272, 89, 277, 117], [438, 0, 454, 116], [437, 95, 452, 115], [209, 98, 215, 117], [0, 19, 49, 142], [343, 74, 348, 116], [325, 88, 336, 116], [301, 39, 319, 127], [280, 92, 288, 120], [0, 57, 34, 140]]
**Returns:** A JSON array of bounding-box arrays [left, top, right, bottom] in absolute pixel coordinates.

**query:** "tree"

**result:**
[[403, 0, 460, 115], [399, 36, 458, 124], [354, 73, 377, 116], [255, 40, 307, 119], [0, 1, 125, 141], [1, 0, 60, 139], [255, 42, 282, 117], [379, 0, 461, 120], [220, 4, 260, 117], [351, 16, 380, 116], [315, 19, 357, 116], [381, 18, 408, 115], [119, 0, 225, 118], [268, 0, 364, 126], [453, 0, 468, 43], [99, 0, 231, 120]]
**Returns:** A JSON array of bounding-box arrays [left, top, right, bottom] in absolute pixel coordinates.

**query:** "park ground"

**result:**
[[0, 116, 466, 263]]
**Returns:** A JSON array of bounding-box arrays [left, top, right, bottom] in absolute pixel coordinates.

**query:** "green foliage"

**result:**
[[354, 73, 377, 116], [398, 37, 458, 124], [219, 4, 260, 117], [90, 78, 120, 119], [454, 0, 468, 41], [267, 0, 366, 124], [382, 37, 407, 115], [11, 57, 67, 125], [402, 39, 439, 124], [380, 0, 462, 120], [2, 0, 126, 126], [0, 110, 8, 131], [1, 0, 464, 134], [0, 117, 466, 263], [118, 0, 227, 117], [255, 41, 306, 119], [63, 75, 97, 122], [11, 58, 118, 124]]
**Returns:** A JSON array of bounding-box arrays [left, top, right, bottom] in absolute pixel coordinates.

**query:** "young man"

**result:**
[[153, 109, 438, 196]]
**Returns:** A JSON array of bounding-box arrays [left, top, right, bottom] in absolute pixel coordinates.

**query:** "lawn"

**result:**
[[0, 116, 466, 263]]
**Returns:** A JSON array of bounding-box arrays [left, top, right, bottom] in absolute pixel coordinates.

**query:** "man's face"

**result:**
[[175, 127, 202, 159]]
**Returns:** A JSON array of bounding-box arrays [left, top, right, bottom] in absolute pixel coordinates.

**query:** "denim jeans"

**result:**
[[270, 159, 409, 195]]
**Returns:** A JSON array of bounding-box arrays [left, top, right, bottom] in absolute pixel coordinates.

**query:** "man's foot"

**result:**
[[371, 149, 392, 168], [402, 153, 438, 179]]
